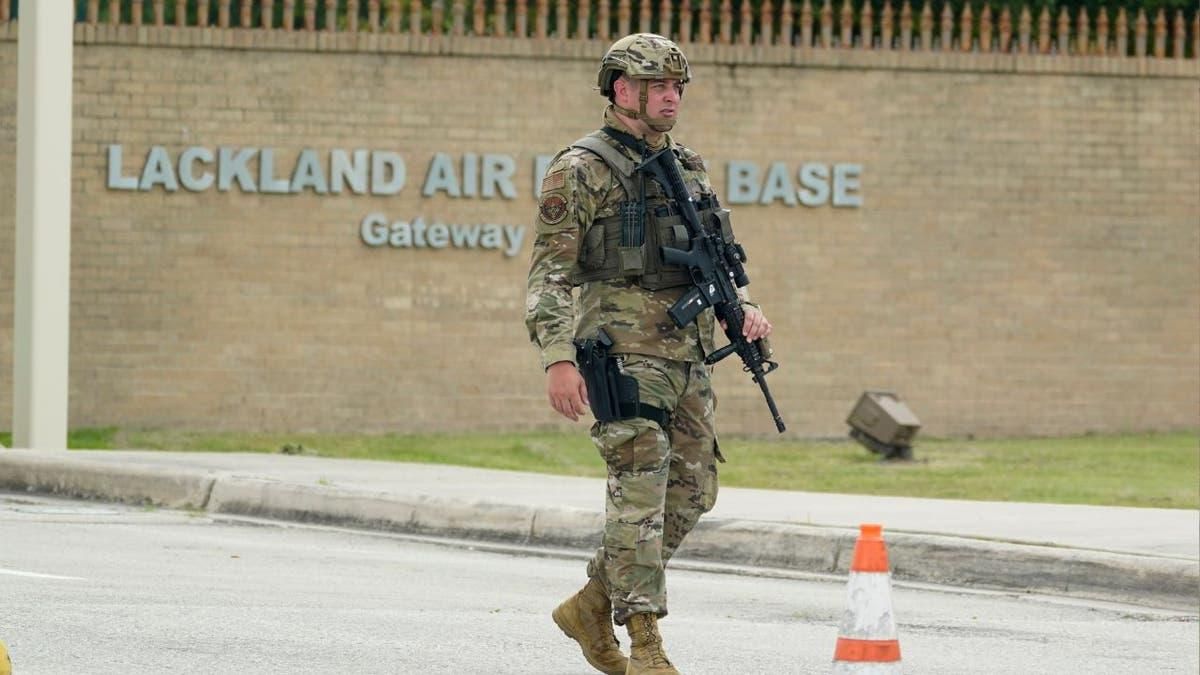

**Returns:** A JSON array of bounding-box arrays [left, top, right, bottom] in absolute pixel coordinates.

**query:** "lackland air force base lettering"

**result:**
[[109, 145, 863, 208], [104, 145, 861, 258]]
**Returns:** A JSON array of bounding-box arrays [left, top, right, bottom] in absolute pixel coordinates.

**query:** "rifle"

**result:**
[[635, 147, 786, 433]]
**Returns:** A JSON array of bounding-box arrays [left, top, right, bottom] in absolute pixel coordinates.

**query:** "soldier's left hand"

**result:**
[[740, 306, 772, 341]]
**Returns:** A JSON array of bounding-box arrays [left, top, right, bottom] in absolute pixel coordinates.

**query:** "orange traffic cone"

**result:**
[[832, 523, 902, 673]]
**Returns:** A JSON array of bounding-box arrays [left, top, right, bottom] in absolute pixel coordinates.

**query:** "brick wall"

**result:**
[[1, 27, 1197, 438]]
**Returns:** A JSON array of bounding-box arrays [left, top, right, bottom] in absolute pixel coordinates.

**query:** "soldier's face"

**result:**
[[616, 76, 684, 131], [643, 79, 684, 119]]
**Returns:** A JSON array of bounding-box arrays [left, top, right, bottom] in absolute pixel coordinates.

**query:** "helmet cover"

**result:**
[[597, 33, 691, 97]]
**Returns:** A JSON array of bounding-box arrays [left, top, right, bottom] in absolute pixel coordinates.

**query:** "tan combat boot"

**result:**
[[552, 577, 628, 675], [625, 613, 680, 675]]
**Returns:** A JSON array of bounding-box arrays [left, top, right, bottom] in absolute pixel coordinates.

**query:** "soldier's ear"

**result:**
[[612, 75, 630, 101]]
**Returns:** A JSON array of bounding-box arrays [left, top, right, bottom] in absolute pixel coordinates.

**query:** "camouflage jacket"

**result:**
[[526, 107, 745, 369]]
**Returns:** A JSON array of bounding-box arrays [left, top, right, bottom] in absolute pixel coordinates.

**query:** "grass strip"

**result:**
[[3, 428, 1193, 509]]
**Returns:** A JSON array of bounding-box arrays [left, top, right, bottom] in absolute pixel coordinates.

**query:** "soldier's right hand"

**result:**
[[546, 361, 590, 422]]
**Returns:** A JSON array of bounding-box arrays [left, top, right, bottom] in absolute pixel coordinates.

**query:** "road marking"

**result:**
[[0, 567, 86, 581]]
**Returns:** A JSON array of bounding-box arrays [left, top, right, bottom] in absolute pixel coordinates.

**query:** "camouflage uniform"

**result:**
[[525, 106, 745, 624]]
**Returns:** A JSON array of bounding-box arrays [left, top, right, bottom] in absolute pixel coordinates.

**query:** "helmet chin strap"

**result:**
[[614, 80, 677, 134]]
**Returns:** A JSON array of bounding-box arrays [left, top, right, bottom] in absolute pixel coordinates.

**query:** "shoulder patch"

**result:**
[[538, 193, 569, 225], [681, 154, 706, 171]]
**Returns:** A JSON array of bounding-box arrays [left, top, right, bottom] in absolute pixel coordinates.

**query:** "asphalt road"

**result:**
[[1, 493, 1196, 674]]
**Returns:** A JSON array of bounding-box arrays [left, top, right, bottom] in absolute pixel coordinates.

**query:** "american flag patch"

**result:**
[[541, 172, 566, 193]]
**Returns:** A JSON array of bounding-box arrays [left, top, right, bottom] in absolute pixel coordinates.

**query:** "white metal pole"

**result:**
[[13, 2, 73, 450]]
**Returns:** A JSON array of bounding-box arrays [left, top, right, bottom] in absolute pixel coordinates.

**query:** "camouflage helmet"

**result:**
[[597, 33, 691, 97]]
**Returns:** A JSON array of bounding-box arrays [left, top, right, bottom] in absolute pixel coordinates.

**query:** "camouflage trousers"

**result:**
[[585, 354, 720, 625]]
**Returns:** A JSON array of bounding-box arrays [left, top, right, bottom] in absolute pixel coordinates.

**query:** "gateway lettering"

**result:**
[[361, 214, 525, 258]]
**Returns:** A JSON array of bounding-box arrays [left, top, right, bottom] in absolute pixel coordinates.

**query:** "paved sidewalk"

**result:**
[[1, 449, 1196, 611]]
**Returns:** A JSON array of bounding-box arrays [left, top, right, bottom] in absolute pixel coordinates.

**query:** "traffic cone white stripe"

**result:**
[[838, 572, 898, 638], [832, 524, 902, 674], [832, 659, 902, 675]]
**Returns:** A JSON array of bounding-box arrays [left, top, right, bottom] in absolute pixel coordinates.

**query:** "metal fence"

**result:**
[[0, 1, 1194, 59]]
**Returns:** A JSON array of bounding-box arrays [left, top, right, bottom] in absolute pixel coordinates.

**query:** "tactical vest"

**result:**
[[566, 132, 731, 291]]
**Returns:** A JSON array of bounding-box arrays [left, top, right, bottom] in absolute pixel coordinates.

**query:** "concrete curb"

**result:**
[[206, 476, 608, 549], [1, 452, 1196, 612], [678, 519, 1199, 611], [0, 452, 214, 510]]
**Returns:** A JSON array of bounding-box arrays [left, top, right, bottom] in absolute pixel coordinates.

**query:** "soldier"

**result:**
[[525, 33, 772, 675]]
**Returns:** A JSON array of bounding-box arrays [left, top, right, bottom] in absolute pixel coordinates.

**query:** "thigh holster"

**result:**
[[574, 329, 670, 429]]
